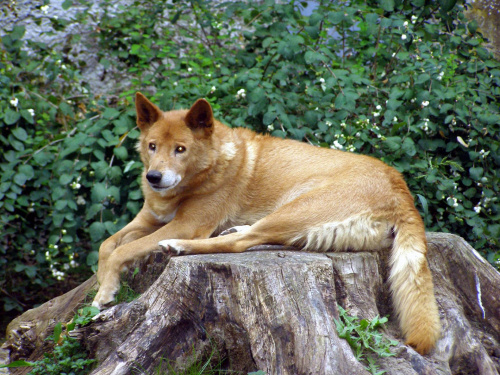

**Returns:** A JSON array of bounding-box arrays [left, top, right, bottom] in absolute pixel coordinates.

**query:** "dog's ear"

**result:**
[[185, 99, 214, 137], [135, 92, 162, 131]]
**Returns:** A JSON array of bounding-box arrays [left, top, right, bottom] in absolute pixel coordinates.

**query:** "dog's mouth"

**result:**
[[149, 182, 178, 192]]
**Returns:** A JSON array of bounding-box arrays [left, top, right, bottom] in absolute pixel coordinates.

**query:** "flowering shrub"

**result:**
[[0, 0, 499, 326]]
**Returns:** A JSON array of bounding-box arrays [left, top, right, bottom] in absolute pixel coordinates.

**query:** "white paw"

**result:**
[[158, 239, 186, 255], [92, 300, 102, 310]]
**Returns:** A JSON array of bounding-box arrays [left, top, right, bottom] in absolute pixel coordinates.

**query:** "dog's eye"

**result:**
[[175, 146, 186, 154], [149, 143, 156, 152]]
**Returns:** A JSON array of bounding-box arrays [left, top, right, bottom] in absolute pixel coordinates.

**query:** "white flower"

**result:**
[[41, 5, 49, 14], [235, 88, 246, 99], [401, 34, 407, 40], [373, 112, 380, 117], [319, 78, 325, 83], [393, 117, 398, 122], [411, 15, 418, 24], [448, 197, 459, 207], [325, 121, 332, 127], [331, 140, 344, 150], [376, 105, 382, 110], [61, 64, 67, 70], [187, 67, 193, 72], [267, 124, 274, 132], [10, 97, 18, 107], [474, 205, 481, 214], [437, 71, 444, 80], [173, 82, 178, 86], [422, 100, 429, 107], [210, 86, 216, 93], [28, 108, 35, 116], [403, 21, 409, 27]]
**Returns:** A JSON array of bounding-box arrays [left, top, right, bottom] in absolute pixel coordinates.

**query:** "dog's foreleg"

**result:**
[[92, 218, 219, 309], [96, 210, 162, 284]]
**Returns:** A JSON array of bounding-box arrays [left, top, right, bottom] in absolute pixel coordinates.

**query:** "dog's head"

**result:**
[[135, 92, 216, 194]]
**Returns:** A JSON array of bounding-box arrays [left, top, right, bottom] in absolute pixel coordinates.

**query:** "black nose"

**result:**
[[146, 170, 162, 184]]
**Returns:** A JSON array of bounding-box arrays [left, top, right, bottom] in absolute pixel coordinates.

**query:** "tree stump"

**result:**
[[2, 233, 500, 375]]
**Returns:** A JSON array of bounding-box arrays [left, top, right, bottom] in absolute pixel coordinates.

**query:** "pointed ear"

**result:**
[[135, 92, 162, 131], [185, 99, 214, 137]]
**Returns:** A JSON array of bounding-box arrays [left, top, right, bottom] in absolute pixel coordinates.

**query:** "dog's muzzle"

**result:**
[[146, 169, 181, 191]]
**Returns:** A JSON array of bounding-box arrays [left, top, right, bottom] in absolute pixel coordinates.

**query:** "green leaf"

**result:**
[[379, 0, 395, 12], [468, 20, 478, 34], [263, 111, 276, 125], [59, 174, 73, 185], [385, 137, 401, 151], [130, 44, 141, 55], [12, 127, 28, 141], [91, 183, 108, 202], [438, 0, 457, 12], [304, 50, 328, 64], [52, 322, 63, 343], [102, 107, 121, 120], [4, 109, 21, 125], [86, 251, 99, 266], [402, 138, 416, 156], [10, 25, 26, 40], [469, 167, 483, 180], [54, 200, 68, 211], [248, 87, 265, 103], [89, 222, 105, 242], [0, 360, 35, 369], [13, 173, 27, 186], [62, 0, 73, 10], [416, 194, 429, 215], [20, 109, 34, 124], [416, 73, 430, 84], [113, 146, 129, 160]]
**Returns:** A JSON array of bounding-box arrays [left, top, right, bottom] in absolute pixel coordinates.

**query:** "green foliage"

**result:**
[[335, 305, 398, 375], [1, 0, 499, 324], [0, 306, 99, 374], [115, 280, 141, 304]]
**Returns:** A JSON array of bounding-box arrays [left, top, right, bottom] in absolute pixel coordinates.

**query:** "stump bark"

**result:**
[[2, 233, 500, 375]]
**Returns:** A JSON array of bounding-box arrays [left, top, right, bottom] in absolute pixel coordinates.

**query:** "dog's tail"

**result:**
[[389, 212, 440, 355]]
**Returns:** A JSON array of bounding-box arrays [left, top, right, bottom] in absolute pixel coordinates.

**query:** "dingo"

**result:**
[[93, 92, 440, 355]]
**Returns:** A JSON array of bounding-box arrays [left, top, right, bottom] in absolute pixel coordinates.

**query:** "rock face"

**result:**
[[3, 233, 500, 374]]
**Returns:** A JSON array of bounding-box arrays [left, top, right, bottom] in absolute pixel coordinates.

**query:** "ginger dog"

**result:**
[[93, 92, 440, 355]]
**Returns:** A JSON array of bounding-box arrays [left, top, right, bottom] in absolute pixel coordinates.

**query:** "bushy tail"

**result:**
[[389, 214, 440, 355]]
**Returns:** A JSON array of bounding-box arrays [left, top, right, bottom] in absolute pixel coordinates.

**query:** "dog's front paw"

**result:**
[[92, 286, 117, 311], [158, 239, 188, 255]]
